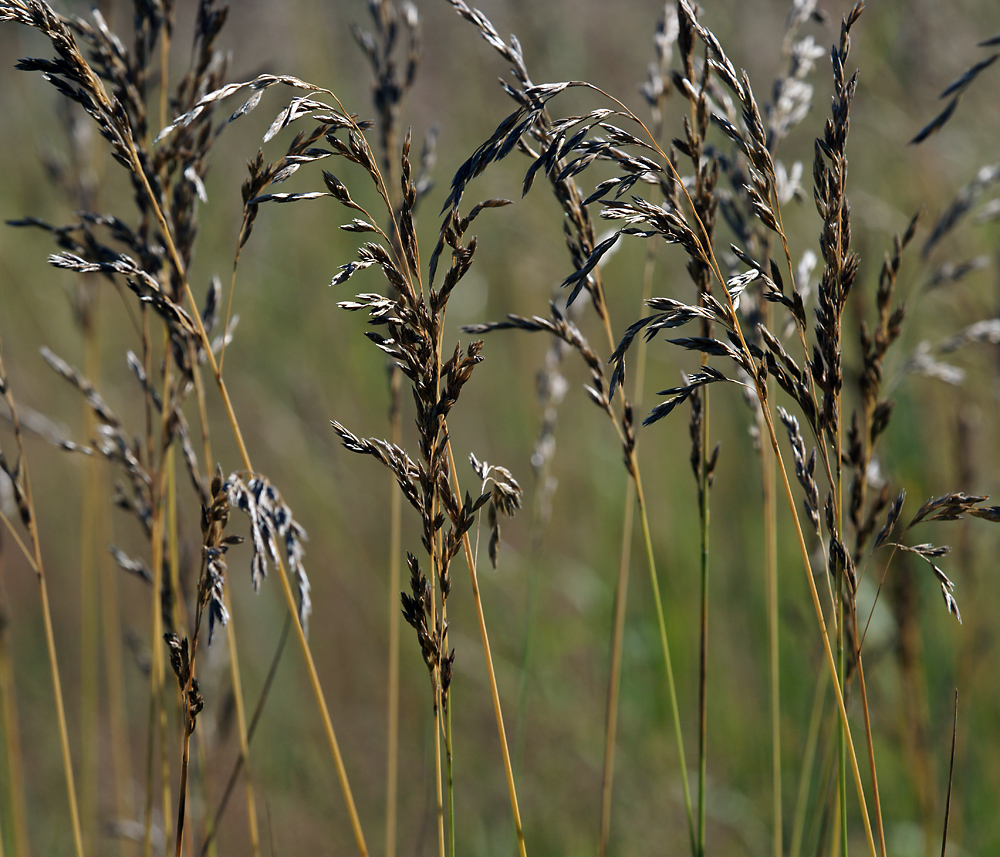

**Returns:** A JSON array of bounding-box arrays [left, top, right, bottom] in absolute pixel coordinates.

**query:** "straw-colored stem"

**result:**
[[756, 403, 876, 857], [385, 366, 403, 857], [850, 622, 886, 857], [599, 234, 658, 857], [174, 722, 193, 857], [837, 593, 847, 857], [445, 697, 455, 857], [433, 681, 445, 857], [174, 620, 203, 857], [78, 300, 101, 856], [145, 330, 174, 857], [762, 416, 782, 857], [279, 548, 372, 856], [428, 372, 448, 857], [444, 439, 526, 857], [189, 339, 260, 857], [37, 570, 85, 857], [380, 95, 405, 856], [222, 592, 261, 857], [142, 660, 158, 857]]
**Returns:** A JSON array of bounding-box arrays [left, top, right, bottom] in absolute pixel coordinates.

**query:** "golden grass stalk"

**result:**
[[0, 350, 84, 857], [446, 439, 526, 857]]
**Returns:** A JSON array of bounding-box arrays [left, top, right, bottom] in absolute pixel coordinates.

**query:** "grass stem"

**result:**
[[445, 439, 526, 857]]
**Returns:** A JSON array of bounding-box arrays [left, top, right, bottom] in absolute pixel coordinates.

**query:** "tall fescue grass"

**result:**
[[1, 1, 999, 856]]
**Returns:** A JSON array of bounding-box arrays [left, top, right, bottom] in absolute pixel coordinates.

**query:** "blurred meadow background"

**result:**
[[1, 1, 1000, 856]]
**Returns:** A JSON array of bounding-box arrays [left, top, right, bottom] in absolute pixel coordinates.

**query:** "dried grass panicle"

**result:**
[[939, 318, 1000, 353], [331, 420, 423, 514], [920, 164, 1000, 258], [0, 353, 33, 532], [40, 345, 120, 428], [401, 551, 438, 673], [351, 0, 425, 184], [873, 490, 906, 552], [923, 257, 991, 292], [39, 346, 160, 533], [109, 544, 153, 584], [321, 95, 519, 757], [644, 368, 728, 428], [224, 472, 311, 632], [3, 0, 231, 314], [43, 325, 205, 507], [910, 41, 999, 145], [639, 4, 679, 133], [870, 492, 1000, 624], [45, 250, 219, 385], [470, 453, 523, 569], [199, 467, 234, 645], [464, 303, 609, 411], [810, 6, 864, 449], [0, 1, 132, 169], [5, 0, 1000, 852], [164, 632, 204, 727], [400, 547, 455, 699], [769, 23, 825, 145], [448, 2, 626, 323], [839, 212, 917, 557], [778, 406, 820, 533]]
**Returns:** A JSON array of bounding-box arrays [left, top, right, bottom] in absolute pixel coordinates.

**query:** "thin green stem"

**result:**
[[634, 472, 697, 856], [445, 698, 455, 857], [386, 368, 403, 857], [790, 667, 828, 857], [598, 483, 635, 857], [763, 419, 782, 857], [174, 722, 193, 857], [433, 680, 445, 857], [697, 388, 710, 857]]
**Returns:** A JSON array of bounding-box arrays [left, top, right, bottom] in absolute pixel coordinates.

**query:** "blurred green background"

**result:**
[[1, 1, 1000, 855]]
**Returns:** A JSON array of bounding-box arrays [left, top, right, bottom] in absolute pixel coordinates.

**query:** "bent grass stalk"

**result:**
[[0, 351, 84, 857], [444, 438, 527, 857]]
